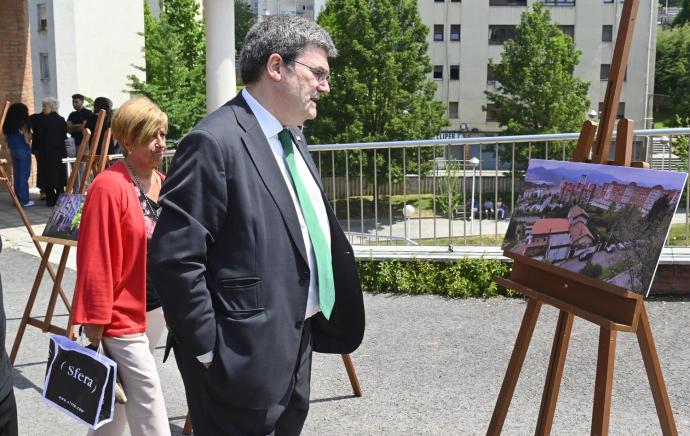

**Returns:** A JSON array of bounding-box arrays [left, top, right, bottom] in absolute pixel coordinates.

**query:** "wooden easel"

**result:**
[[487, 1, 677, 434], [9, 109, 110, 363]]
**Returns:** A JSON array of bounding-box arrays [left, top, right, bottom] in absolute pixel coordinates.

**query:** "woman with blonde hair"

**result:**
[[72, 97, 170, 436]]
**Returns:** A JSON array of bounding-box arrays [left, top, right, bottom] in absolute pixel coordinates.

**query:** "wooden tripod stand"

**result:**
[[487, 0, 677, 434], [9, 109, 111, 363]]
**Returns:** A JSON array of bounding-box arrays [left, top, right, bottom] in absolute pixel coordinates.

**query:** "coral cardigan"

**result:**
[[72, 161, 164, 337]]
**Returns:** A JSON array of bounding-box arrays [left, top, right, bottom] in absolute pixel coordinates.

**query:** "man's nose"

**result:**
[[318, 80, 330, 94]]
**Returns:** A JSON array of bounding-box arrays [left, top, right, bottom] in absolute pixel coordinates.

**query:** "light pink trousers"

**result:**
[[87, 307, 169, 436]]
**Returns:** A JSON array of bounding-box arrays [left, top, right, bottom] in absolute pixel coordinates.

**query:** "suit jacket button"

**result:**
[[294, 320, 303, 329], [302, 271, 310, 279]]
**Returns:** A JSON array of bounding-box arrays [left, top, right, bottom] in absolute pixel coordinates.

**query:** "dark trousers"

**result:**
[[176, 319, 313, 436], [0, 390, 18, 436], [9, 147, 31, 205]]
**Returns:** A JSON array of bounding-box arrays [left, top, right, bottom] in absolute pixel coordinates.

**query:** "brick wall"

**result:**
[[649, 265, 690, 296], [0, 0, 36, 192]]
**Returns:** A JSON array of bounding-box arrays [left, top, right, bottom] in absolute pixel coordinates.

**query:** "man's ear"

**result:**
[[266, 53, 284, 82]]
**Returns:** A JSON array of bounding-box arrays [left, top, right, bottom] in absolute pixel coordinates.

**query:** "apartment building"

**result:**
[[246, 0, 327, 20], [419, 0, 657, 134], [28, 0, 145, 112]]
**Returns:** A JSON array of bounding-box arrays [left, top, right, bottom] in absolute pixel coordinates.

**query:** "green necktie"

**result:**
[[278, 129, 335, 319]]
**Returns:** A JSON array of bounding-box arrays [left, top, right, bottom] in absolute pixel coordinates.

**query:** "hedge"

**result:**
[[355, 258, 516, 298]]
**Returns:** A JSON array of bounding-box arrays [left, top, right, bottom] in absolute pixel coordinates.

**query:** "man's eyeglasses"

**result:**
[[283, 57, 330, 83]]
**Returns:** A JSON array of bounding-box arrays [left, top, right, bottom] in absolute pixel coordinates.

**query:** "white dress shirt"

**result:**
[[197, 89, 331, 364]]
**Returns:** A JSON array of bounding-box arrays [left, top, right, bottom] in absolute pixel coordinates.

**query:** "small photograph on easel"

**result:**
[[502, 159, 687, 296], [42, 193, 86, 241]]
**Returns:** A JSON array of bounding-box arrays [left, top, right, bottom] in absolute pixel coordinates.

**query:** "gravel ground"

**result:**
[[1, 246, 689, 435]]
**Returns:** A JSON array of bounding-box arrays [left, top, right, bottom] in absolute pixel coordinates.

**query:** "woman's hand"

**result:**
[[83, 324, 105, 345]]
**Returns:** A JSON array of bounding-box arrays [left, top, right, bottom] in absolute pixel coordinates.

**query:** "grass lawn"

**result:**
[[668, 222, 690, 246]]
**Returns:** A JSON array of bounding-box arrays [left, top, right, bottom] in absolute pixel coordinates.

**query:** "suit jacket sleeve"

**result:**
[[149, 130, 228, 357]]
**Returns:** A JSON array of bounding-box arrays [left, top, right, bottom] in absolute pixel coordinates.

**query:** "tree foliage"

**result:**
[[673, 0, 690, 26], [310, 0, 447, 145], [129, 0, 207, 139], [485, 3, 589, 165], [235, 0, 256, 56], [307, 0, 447, 200], [655, 24, 690, 126]]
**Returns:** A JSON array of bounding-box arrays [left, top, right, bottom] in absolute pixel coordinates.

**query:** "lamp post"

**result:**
[[469, 157, 480, 234], [403, 204, 416, 243]]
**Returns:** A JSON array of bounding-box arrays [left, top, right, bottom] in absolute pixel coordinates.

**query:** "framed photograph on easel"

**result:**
[[502, 159, 687, 296], [42, 193, 86, 241]]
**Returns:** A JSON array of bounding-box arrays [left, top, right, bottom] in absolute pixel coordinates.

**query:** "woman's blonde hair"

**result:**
[[111, 97, 168, 152]]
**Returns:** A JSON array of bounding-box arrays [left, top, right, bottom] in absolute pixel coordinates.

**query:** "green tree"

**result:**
[[673, 0, 690, 26], [311, 0, 447, 144], [235, 0, 256, 56], [485, 3, 590, 165], [655, 24, 690, 126], [129, 0, 207, 139], [308, 0, 447, 207]]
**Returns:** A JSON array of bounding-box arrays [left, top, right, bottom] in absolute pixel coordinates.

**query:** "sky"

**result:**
[[526, 159, 688, 190]]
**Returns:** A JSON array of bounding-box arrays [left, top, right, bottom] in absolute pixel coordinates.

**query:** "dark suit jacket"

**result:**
[[149, 93, 365, 410]]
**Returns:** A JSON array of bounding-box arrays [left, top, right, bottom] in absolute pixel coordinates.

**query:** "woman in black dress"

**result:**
[[31, 97, 67, 207]]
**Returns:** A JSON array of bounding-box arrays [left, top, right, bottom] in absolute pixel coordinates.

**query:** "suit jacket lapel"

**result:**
[[230, 96, 309, 265]]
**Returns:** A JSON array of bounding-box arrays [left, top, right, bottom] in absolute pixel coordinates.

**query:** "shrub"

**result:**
[[356, 258, 516, 298]]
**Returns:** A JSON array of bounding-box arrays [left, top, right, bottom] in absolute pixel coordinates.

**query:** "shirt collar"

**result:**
[[242, 88, 284, 140]]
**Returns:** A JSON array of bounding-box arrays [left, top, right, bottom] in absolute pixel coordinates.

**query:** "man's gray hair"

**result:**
[[42, 97, 59, 112], [239, 15, 337, 85]]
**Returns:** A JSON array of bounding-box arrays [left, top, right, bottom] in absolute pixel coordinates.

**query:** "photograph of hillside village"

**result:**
[[502, 159, 687, 295]]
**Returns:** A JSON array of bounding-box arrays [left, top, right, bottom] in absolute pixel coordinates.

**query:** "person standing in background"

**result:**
[[0, 236, 19, 436], [67, 93, 92, 149], [85, 97, 117, 155], [2, 103, 34, 207], [32, 98, 67, 207]]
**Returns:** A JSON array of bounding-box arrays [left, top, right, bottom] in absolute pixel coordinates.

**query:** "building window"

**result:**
[[489, 25, 517, 45], [434, 25, 444, 41], [558, 25, 574, 39], [450, 65, 460, 80], [451, 0, 461, 2], [542, 0, 576, 4], [600, 64, 627, 81], [490, 0, 527, 5], [598, 102, 625, 119], [448, 102, 459, 119], [487, 64, 498, 84], [433, 65, 443, 80], [39, 53, 49, 79], [486, 104, 498, 122], [37, 3, 48, 32], [450, 25, 461, 41], [602, 25, 613, 42], [600, 64, 611, 81], [435, 0, 444, 2]]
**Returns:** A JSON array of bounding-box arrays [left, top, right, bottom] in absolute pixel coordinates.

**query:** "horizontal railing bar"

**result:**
[[308, 127, 690, 151]]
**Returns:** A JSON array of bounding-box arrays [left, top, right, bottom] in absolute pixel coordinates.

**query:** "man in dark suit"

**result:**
[[149, 15, 365, 435]]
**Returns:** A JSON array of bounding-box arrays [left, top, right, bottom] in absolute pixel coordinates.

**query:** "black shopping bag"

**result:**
[[43, 334, 117, 429]]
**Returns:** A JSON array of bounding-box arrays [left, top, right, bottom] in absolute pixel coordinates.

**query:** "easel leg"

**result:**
[[341, 353, 362, 397], [183, 412, 192, 435], [43, 247, 71, 328], [487, 298, 543, 436], [636, 305, 678, 435], [591, 328, 617, 436], [9, 243, 54, 364], [535, 310, 574, 436]]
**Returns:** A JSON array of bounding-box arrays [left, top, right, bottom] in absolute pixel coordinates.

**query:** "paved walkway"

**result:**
[[2, 188, 690, 434], [2, 247, 690, 434]]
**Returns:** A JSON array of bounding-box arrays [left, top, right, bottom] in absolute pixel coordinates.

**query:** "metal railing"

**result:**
[[306, 127, 690, 250], [63, 128, 690, 254]]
